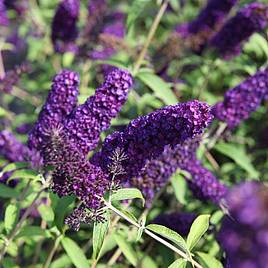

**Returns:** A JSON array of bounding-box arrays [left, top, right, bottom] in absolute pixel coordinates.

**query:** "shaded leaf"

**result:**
[[61, 237, 89, 268], [111, 188, 145, 206], [114, 233, 138, 266], [197, 252, 223, 268], [168, 259, 187, 268], [137, 71, 178, 105], [186, 215, 210, 250], [215, 143, 259, 178], [92, 211, 110, 260], [4, 204, 19, 234]]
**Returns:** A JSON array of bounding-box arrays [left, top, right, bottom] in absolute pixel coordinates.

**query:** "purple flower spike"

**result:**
[[42, 126, 109, 211], [64, 68, 133, 155], [174, 0, 237, 52], [186, 160, 228, 204], [51, 0, 80, 53], [213, 68, 268, 129], [152, 212, 197, 236], [130, 138, 227, 204], [28, 70, 79, 150], [210, 2, 268, 58], [0, 0, 9, 26], [94, 100, 213, 180], [218, 182, 268, 268], [0, 130, 28, 162]]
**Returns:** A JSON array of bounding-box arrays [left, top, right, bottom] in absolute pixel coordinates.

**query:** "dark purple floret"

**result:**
[[0, 130, 42, 171], [0, 0, 8, 26], [130, 138, 227, 205], [213, 67, 268, 129], [152, 212, 197, 236], [28, 70, 79, 150], [0, 130, 28, 162], [42, 126, 109, 211], [93, 100, 213, 181], [186, 160, 228, 204], [64, 68, 133, 155], [174, 0, 237, 52], [210, 3, 268, 58], [84, 0, 107, 39], [0, 63, 30, 94], [218, 182, 268, 268], [51, 0, 80, 53], [187, 0, 237, 34], [16, 123, 33, 135]]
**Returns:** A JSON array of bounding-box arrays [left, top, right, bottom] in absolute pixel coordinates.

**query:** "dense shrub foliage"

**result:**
[[0, 0, 268, 267]]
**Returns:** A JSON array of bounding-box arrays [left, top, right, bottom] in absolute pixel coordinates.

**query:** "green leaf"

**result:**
[[136, 213, 146, 242], [51, 255, 72, 268], [171, 172, 187, 205], [4, 204, 19, 234], [92, 212, 110, 260], [214, 143, 259, 178], [38, 203, 55, 223], [54, 195, 76, 230], [168, 259, 187, 268], [186, 215, 210, 250], [0, 162, 28, 175], [62, 52, 75, 67], [126, 0, 150, 32], [0, 184, 19, 198], [8, 169, 41, 182], [111, 188, 145, 206], [114, 233, 138, 266], [146, 224, 190, 258], [137, 72, 178, 105], [196, 252, 223, 268], [61, 237, 89, 268], [141, 256, 158, 268], [16, 226, 51, 238]]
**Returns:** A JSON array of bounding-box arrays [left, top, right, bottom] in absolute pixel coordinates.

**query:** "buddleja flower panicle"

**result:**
[[218, 182, 268, 268], [28, 70, 79, 150], [64, 68, 133, 156], [51, 0, 80, 53], [210, 2, 268, 58], [213, 67, 268, 129], [93, 100, 213, 181], [0, 0, 8, 26]]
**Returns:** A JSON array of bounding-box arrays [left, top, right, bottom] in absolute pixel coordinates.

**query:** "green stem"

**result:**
[[104, 201, 203, 268], [132, 0, 169, 75]]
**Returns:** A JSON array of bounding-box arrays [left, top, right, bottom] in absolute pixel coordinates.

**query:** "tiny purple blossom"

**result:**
[[218, 182, 268, 268], [93, 100, 213, 181], [28, 70, 79, 150], [210, 2, 268, 58], [0, 0, 8, 26], [51, 0, 80, 53], [64, 68, 133, 155], [213, 67, 268, 129]]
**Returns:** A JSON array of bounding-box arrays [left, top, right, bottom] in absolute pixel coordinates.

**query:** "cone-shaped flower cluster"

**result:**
[[152, 212, 197, 236], [175, 0, 237, 52], [218, 182, 268, 268], [0, 0, 8, 26], [0, 130, 28, 162], [51, 0, 80, 53], [28, 70, 79, 150], [42, 125, 109, 211], [213, 67, 268, 129], [64, 68, 133, 155], [130, 138, 227, 204], [93, 100, 213, 180], [210, 2, 268, 58], [27, 67, 133, 215]]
